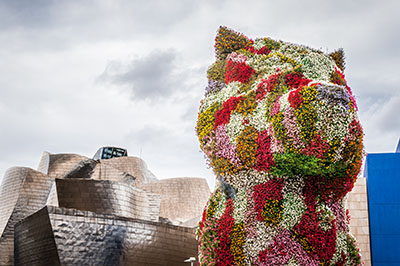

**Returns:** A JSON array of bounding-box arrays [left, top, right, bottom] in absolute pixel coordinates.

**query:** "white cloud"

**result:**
[[0, 0, 399, 191]]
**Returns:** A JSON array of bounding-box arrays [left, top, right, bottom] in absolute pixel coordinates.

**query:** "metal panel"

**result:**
[[0, 167, 54, 266], [139, 177, 210, 225], [55, 179, 161, 222], [14, 206, 198, 266], [366, 153, 400, 265]]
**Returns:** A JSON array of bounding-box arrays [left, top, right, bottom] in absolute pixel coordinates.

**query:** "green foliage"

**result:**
[[263, 37, 281, 51], [346, 234, 362, 265], [271, 152, 347, 179]]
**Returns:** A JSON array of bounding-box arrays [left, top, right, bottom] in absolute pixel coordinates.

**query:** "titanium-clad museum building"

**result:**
[[0, 149, 210, 266]]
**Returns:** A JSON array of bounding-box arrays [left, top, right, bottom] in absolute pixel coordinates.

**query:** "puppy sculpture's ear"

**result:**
[[215, 26, 252, 59], [329, 48, 346, 72]]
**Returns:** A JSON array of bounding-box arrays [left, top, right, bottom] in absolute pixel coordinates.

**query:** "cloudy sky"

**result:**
[[0, 0, 399, 189]]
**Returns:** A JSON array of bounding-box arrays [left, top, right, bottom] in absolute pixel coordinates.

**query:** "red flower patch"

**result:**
[[256, 73, 281, 100], [288, 88, 303, 109], [216, 199, 234, 266], [284, 72, 311, 89], [293, 208, 337, 263], [255, 130, 275, 172], [225, 60, 255, 84], [302, 134, 330, 159], [253, 179, 284, 221], [245, 45, 271, 55], [214, 96, 243, 128]]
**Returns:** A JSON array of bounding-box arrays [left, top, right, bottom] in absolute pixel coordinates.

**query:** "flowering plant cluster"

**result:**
[[196, 27, 364, 265]]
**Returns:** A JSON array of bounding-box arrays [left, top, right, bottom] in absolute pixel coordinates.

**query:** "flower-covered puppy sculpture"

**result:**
[[196, 27, 364, 266]]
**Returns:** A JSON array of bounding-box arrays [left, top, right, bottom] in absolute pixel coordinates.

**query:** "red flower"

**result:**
[[245, 45, 271, 55], [288, 88, 303, 109], [256, 73, 281, 100], [253, 179, 283, 221], [254, 130, 275, 171], [225, 60, 255, 84], [214, 96, 243, 128], [284, 72, 311, 89], [216, 199, 234, 266]]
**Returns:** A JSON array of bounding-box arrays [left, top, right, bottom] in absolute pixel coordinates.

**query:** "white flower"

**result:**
[[213, 193, 227, 219], [281, 192, 306, 229], [279, 92, 290, 111], [249, 100, 270, 132], [226, 113, 245, 144], [200, 81, 241, 112], [233, 188, 247, 223], [253, 38, 266, 50], [300, 51, 335, 82]]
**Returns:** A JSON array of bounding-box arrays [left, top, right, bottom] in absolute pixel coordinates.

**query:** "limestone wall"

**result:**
[[347, 177, 371, 266]]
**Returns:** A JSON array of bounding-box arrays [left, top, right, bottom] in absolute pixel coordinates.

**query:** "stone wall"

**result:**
[[15, 206, 198, 266], [347, 177, 371, 266]]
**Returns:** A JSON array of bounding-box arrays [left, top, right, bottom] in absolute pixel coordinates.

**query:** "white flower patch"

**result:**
[[278, 41, 311, 56], [315, 101, 353, 142], [233, 188, 247, 224], [249, 100, 270, 131], [200, 81, 241, 112], [300, 52, 336, 82], [226, 169, 275, 190], [281, 192, 306, 229], [243, 221, 282, 259], [246, 53, 293, 76], [286, 257, 300, 266], [279, 92, 290, 111], [283, 176, 305, 195], [330, 232, 348, 265], [316, 202, 335, 231], [226, 113, 245, 144], [213, 193, 227, 219], [253, 38, 267, 50]]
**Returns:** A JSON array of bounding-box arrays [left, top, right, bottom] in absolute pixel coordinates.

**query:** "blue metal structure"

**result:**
[[365, 148, 400, 265]]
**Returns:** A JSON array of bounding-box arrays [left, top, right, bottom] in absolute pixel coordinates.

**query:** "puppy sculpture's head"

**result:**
[[196, 26, 363, 199]]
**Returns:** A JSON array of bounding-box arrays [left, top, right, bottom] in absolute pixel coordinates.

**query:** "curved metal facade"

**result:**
[[139, 177, 210, 225], [55, 179, 161, 221], [0, 167, 53, 266], [15, 206, 198, 266], [0, 152, 210, 265]]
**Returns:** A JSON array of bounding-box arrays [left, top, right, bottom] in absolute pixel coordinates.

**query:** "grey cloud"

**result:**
[[373, 96, 400, 133], [0, 0, 199, 49], [98, 50, 183, 101], [0, 0, 56, 30]]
